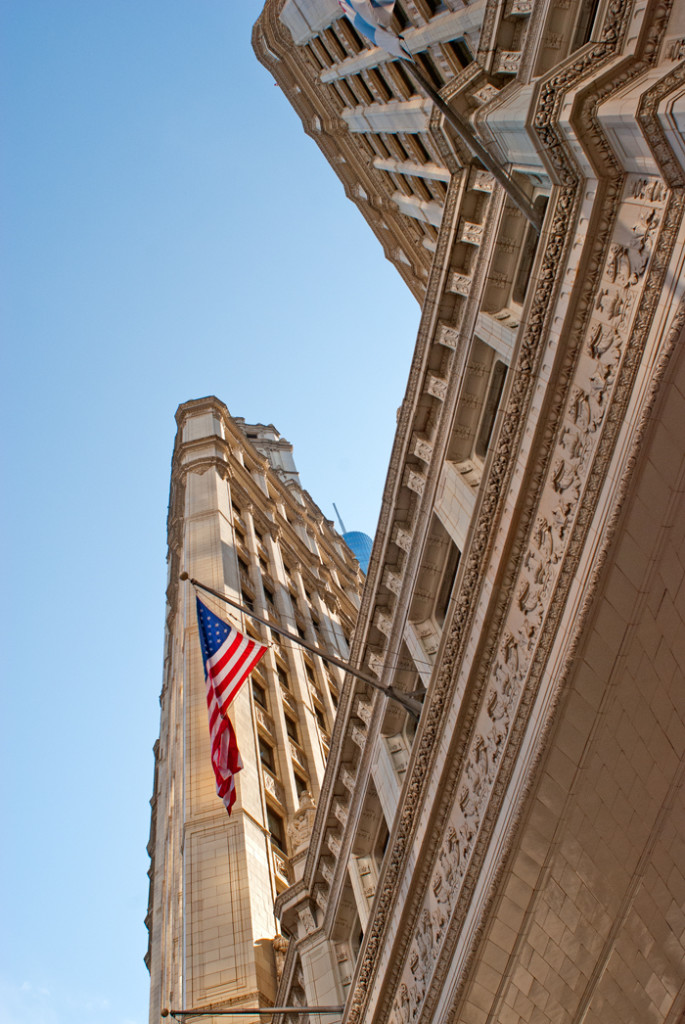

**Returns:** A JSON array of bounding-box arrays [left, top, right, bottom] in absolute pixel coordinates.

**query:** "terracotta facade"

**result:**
[[251, 2, 685, 1023]]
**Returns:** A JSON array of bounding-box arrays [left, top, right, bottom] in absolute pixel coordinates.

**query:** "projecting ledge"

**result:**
[[319, 1, 488, 82], [342, 97, 433, 134]]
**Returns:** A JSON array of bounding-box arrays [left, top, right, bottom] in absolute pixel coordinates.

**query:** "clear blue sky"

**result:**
[[0, 4, 419, 1024]]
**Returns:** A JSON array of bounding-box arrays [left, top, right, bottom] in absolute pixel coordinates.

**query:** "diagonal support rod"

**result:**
[[180, 574, 424, 720], [162, 1007, 344, 1019], [400, 59, 543, 232]]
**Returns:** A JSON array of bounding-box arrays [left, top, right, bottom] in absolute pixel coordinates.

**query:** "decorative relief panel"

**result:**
[[255, 705, 274, 735], [492, 49, 522, 74], [368, 655, 385, 680], [375, 609, 393, 636], [289, 740, 307, 771], [436, 322, 461, 348], [274, 849, 290, 880], [393, 525, 413, 553], [473, 85, 499, 104], [470, 170, 495, 193], [356, 698, 373, 726], [404, 467, 426, 496], [326, 829, 342, 859], [667, 37, 685, 60], [383, 569, 402, 596], [447, 273, 472, 297], [411, 436, 433, 464], [263, 770, 285, 805], [388, 174, 671, 1024], [426, 376, 448, 401], [333, 798, 348, 827], [351, 724, 367, 749], [340, 763, 357, 792], [458, 221, 484, 246], [288, 792, 317, 854]]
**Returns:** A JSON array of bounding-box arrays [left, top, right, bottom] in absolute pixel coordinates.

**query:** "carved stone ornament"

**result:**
[[375, 609, 393, 637], [447, 273, 472, 297], [332, 798, 348, 827], [313, 883, 328, 912], [351, 723, 367, 749], [273, 933, 289, 979], [492, 49, 521, 74], [383, 569, 402, 596], [472, 85, 499, 104], [393, 525, 413, 553], [425, 376, 448, 401], [470, 170, 495, 193], [368, 654, 385, 679], [297, 903, 317, 936], [326, 829, 342, 858], [436, 322, 460, 348], [411, 436, 434, 464], [340, 763, 357, 792], [288, 791, 317, 854], [404, 467, 426, 496], [458, 220, 484, 246]]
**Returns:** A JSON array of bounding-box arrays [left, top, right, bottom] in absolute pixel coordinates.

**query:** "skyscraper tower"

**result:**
[[145, 397, 363, 1023]]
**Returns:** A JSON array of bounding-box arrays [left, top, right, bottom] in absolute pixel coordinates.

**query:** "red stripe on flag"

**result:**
[[199, 616, 267, 816]]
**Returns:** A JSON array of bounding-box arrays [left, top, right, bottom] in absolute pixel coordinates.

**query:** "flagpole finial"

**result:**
[[180, 571, 190, 581]]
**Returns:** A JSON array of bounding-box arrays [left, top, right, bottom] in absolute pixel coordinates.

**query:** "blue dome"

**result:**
[[343, 531, 373, 575]]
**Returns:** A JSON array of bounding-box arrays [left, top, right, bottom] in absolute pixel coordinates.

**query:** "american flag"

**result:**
[[338, 0, 407, 59], [195, 597, 267, 815]]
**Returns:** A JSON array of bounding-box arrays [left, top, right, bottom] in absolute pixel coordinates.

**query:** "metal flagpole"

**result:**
[[398, 58, 543, 233], [162, 1007, 344, 1019], [180, 574, 424, 720]]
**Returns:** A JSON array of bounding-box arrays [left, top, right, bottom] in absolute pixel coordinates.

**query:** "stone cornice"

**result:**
[[637, 58, 685, 187]]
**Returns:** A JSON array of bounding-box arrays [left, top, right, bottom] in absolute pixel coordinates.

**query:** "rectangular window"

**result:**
[[277, 665, 290, 690], [314, 705, 328, 733], [259, 739, 275, 772], [252, 680, 267, 709], [512, 196, 548, 305], [475, 361, 508, 460], [285, 715, 299, 743], [435, 543, 461, 626], [267, 807, 286, 852]]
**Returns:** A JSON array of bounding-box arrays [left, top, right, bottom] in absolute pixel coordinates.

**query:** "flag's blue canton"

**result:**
[[197, 598, 232, 669]]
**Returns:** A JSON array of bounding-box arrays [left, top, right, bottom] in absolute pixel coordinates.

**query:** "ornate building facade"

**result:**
[[146, 398, 364, 1022], [252, 2, 685, 1023]]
